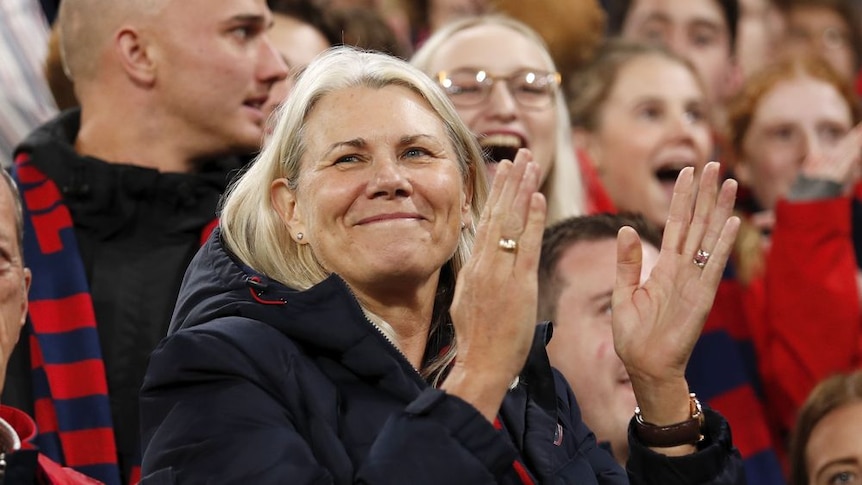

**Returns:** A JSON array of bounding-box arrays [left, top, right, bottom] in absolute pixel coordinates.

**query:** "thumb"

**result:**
[[613, 226, 643, 306]]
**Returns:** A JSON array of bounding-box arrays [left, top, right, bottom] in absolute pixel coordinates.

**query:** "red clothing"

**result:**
[[0, 406, 103, 484], [747, 197, 862, 438], [577, 149, 617, 215]]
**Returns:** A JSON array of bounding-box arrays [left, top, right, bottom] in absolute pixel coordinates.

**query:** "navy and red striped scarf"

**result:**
[[12, 154, 219, 485]]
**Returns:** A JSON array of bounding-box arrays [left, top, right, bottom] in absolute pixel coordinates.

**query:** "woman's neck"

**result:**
[[351, 278, 438, 369]]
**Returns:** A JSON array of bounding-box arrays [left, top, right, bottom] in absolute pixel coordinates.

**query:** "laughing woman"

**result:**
[[411, 15, 587, 224]]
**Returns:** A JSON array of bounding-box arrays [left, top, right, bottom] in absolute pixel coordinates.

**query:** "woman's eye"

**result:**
[[829, 471, 857, 484], [403, 147, 429, 158], [638, 106, 662, 120], [821, 125, 848, 143], [334, 155, 359, 165], [685, 107, 706, 124], [768, 126, 795, 141]]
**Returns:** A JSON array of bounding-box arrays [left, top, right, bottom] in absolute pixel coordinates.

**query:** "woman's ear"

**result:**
[[271, 178, 307, 244]]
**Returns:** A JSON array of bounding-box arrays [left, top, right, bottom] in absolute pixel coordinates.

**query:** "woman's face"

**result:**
[[424, 23, 557, 183], [580, 55, 712, 228], [272, 85, 472, 289], [738, 75, 853, 210], [805, 401, 862, 485]]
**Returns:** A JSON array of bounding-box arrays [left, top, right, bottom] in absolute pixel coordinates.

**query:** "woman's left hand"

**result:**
[[611, 162, 739, 443]]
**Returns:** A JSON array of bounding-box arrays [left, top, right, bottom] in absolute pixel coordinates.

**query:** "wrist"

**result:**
[[440, 364, 511, 422], [634, 392, 705, 449]]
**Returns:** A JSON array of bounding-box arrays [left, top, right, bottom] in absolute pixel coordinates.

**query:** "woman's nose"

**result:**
[[485, 81, 519, 120], [366, 157, 412, 198]]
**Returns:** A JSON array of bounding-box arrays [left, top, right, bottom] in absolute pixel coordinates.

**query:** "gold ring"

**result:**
[[498, 238, 518, 253]]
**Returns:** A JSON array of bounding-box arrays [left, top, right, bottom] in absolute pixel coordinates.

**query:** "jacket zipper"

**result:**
[[344, 285, 427, 387]]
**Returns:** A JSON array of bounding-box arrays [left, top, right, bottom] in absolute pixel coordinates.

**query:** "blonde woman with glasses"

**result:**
[[411, 15, 587, 224]]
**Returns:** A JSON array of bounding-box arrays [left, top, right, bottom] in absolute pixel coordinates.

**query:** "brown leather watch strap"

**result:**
[[634, 393, 705, 447]]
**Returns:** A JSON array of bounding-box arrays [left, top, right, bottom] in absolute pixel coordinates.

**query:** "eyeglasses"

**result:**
[[436, 68, 561, 110], [787, 26, 850, 50]]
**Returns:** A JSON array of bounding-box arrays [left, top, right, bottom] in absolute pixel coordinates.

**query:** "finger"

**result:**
[[661, 166, 695, 254], [504, 158, 540, 237], [700, 216, 741, 289], [612, 226, 644, 308], [682, 162, 720, 257], [493, 150, 530, 226], [474, 160, 512, 253], [699, 177, 738, 256], [513, 192, 547, 275]]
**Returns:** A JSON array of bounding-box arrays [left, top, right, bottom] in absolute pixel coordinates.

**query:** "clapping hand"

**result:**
[[444, 149, 547, 422]]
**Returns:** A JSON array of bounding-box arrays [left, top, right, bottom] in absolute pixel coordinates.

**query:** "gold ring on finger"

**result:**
[[498, 237, 518, 253]]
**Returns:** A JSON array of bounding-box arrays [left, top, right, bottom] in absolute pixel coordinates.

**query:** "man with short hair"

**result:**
[[3, 1, 287, 483], [538, 213, 661, 465]]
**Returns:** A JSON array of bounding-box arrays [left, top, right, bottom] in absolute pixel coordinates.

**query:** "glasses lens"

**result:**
[[508, 70, 557, 108], [439, 70, 489, 106]]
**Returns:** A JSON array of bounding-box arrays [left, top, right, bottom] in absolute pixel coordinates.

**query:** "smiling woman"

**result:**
[[139, 46, 746, 484]]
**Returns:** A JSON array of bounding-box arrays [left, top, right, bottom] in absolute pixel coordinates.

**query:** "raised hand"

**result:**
[[798, 121, 862, 190], [611, 162, 739, 439], [443, 149, 547, 422]]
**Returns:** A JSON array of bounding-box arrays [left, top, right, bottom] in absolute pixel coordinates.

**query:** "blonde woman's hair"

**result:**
[[411, 14, 586, 224], [219, 46, 489, 383]]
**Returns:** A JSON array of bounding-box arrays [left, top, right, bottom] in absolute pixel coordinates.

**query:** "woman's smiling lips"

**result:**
[[356, 213, 425, 225]]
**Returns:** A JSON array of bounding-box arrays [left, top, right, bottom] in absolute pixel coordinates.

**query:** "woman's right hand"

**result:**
[[442, 148, 547, 422]]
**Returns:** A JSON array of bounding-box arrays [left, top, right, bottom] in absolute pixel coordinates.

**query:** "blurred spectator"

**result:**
[[328, 6, 411, 58], [780, 0, 862, 84], [494, 0, 606, 82], [2, 0, 287, 483], [0, 0, 58, 168], [606, 0, 742, 129], [736, 0, 787, 79], [789, 370, 862, 485], [400, 0, 493, 45], [412, 15, 587, 223], [263, 0, 336, 131], [569, 41, 712, 228], [727, 56, 862, 446]]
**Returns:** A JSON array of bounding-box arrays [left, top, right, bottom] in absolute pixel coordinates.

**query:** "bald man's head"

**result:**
[[58, 0, 168, 84]]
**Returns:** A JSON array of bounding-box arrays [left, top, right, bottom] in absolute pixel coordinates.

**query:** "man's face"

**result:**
[[545, 238, 658, 464], [0, 181, 30, 393], [149, 0, 288, 156], [622, 0, 736, 105]]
